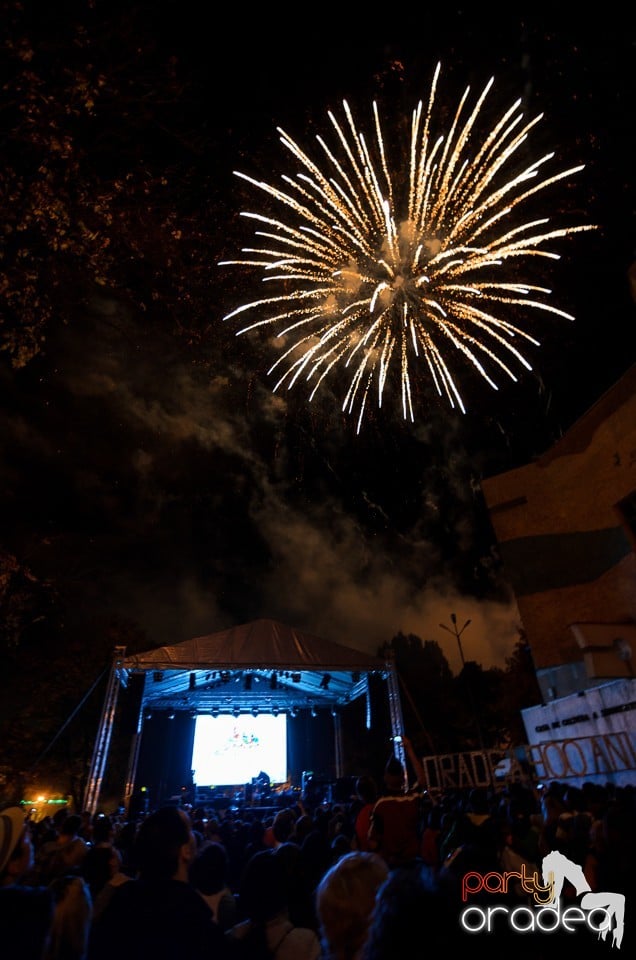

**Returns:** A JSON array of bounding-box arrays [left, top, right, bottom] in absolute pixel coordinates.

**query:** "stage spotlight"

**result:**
[[211, 707, 219, 718], [168, 712, 175, 720], [272, 705, 279, 717], [251, 706, 259, 717], [290, 706, 298, 718], [320, 673, 331, 690], [144, 711, 152, 720], [232, 706, 240, 718], [331, 706, 337, 718], [311, 705, 317, 718]]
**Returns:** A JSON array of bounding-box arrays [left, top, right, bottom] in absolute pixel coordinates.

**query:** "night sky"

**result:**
[[1, 5, 634, 676]]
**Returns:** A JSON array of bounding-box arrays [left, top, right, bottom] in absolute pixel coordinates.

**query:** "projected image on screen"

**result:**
[[191, 714, 287, 786]]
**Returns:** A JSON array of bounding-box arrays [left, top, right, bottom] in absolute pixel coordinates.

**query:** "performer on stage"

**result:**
[[254, 770, 271, 795]]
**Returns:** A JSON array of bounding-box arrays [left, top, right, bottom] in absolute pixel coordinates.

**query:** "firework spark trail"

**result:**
[[220, 63, 595, 433]]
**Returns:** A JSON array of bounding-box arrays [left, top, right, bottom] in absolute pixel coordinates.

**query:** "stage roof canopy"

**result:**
[[122, 618, 389, 716]]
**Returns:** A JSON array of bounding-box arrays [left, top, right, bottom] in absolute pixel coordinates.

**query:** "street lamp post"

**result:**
[[440, 612, 471, 669]]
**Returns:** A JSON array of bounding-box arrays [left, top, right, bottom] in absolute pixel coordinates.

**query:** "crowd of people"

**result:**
[[1, 736, 635, 959]]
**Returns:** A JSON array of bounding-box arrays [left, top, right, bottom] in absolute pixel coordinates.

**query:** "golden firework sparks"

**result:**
[[220, 63, 595, 433]]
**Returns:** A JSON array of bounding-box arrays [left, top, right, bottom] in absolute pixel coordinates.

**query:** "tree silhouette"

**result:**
[[381, 628, 540, 756], [1, 2, 226, 367], [382, 632, 461, 753], [0, 610, 148, 806], [499, 631, 543, 744]]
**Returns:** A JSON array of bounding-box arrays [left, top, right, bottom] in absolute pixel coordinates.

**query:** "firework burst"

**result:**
[[220, 63, 595, 432]]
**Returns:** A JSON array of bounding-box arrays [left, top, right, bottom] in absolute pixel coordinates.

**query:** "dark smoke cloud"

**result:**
[[1, 292, 523, 670]]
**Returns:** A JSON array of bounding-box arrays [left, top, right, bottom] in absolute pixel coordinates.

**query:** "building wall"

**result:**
[[520, 678, 636, 788], [481, 365, 636, 699]]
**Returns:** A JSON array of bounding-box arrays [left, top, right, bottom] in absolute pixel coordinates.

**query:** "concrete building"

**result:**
[[480, 364, 636, 785]]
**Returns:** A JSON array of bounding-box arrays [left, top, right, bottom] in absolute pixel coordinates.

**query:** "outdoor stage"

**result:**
[[84, 620, 406, 813]]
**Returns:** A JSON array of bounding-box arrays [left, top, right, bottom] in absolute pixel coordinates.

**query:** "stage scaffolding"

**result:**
[[83, 634, 405, 814]]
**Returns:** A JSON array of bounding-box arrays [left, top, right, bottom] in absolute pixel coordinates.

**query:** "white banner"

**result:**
[[420, 731, 636, 792]]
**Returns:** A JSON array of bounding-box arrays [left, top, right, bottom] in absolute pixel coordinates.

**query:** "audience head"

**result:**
[[383, 756, 405, 794], [52, 808, 68, 832], [133, 805, 195, 881], [331, 833, 352, 862], [59, 814, 83, 840], [272, 808, 295, 845], [362, 864, 464, 958], [91, 814, 114, 845], [45, 875, 92, 960], [238, 849, 289, 923], [190, 840, 229, 895], [273, 839, 301, 876], [0, 806, 33, 885], [466, 787, 490, 815], [355, 776, 377, 805], [316, 850, 389, 960], [81, 844, 121, 899], [293, 813, 314, 843]]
